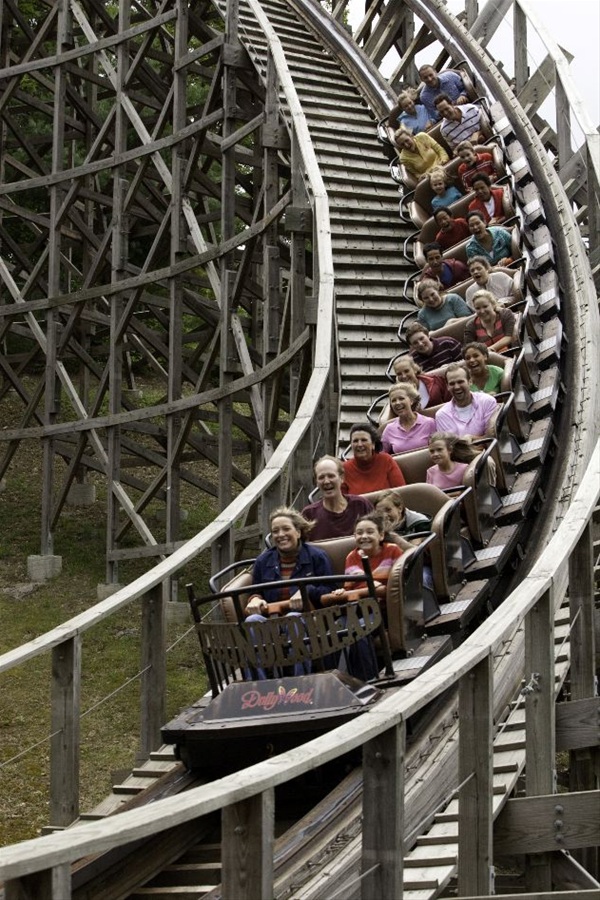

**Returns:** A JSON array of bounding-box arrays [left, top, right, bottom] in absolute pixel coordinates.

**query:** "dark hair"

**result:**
[[375, 491, 406, 514], [418, 63, 437, 75], [423, 241, 443, 257], [463, 341, 490, 359], [471, 172, 492, 187], [468, 255, 492, 270], [433, 207, 455, 223], [428, 431, 478, 463], [433, 92, 452, 107], [354, 512, 386, 535], [349, 422, 383, 453], [405, 321, 430, 340], [467, 209, 487, 223]]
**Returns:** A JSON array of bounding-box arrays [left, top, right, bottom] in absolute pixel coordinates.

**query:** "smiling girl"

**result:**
[[426, 432, 478, 489]]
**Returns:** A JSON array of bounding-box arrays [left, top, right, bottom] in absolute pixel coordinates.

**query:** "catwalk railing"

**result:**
[[0, 439, 597, 898]]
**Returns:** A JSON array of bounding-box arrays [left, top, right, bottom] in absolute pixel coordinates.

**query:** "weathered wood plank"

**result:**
[[556, 697, 600, 751], [494, 791, 600, 854]]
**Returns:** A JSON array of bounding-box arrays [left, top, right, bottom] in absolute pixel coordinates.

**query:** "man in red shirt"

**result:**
[[468, 173, 507, 224], [420, 242, 469, 287], [433, 208, 470, 250]]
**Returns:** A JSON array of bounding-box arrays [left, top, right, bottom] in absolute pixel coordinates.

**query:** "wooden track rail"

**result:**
[[0, 1, 599, 896], [0, 442, 597, 897]]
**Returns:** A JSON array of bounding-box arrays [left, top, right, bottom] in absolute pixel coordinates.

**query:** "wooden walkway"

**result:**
[[216, 0, 415, 443]]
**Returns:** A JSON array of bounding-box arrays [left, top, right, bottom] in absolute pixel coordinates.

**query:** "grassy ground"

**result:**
[[0, 383, 220, 846]]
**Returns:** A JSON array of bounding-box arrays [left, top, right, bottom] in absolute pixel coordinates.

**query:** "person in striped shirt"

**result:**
[[434, 94, 484, 151], [456, 140, 497, 192]]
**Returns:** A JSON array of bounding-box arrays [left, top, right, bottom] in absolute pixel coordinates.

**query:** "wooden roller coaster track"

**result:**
[[0, 0, 598, 896]]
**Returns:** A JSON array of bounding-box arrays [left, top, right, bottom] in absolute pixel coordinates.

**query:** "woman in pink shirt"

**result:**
[[381, 383, 437, 454], [426, 432, 478, 489]]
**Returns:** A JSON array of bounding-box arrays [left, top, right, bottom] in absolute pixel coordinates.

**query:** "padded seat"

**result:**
[[360, 483, 465, 601]]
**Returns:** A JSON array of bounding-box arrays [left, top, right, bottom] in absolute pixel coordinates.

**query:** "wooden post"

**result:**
[[524, 586, 555, 891], [5, 865, 71, 900], [568, 522, 599, 878], [221, 789, 275, 900], [458, 653, 493, 896], [362, 721, 405, 900], [513, 3, 529, 94], [139, 584, 166, 761], [216, 0, 238, 568], [556, 77, 573, 170], [50, 637, 81, 828]]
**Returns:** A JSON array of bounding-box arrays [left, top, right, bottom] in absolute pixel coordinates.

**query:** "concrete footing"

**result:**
[[67, 483, 96, 506], [27, 555, 62, 582], [96, 583, 124, 601]]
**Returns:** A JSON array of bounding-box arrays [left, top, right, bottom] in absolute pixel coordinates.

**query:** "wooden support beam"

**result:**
[[556, 697, 600, 751], [458, 653, 494, 895], [139, 584, 166, 761], [50, 637, 81, 828], [4, 866, 71, 900], [494, 790, 600, 855], [524, 586, 555, 891], [458, 892, 600, 900], [221, 789, 275, 900], [513, 4, 529, 93], [362, 721, 405, 899], [518, 48, 574, 118]]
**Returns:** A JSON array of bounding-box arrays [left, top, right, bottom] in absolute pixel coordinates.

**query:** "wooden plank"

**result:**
[[362, 722, 405, 899], [458, 654, 493, 895], [556, 697, 600, 751], [524, 586, 555, 890], [221, 789, 274, 900], [458, 892, 600, 900], [494, 791, 600, 854], [50, 637, 81, 828], [139, 584, 167, 761]]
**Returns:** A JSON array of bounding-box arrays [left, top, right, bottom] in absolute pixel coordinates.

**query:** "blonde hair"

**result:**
[[269, 506, 314, 540], [472, 289, 500, 312], [314, 454, 344, 478], [428, 166, 447, 185], [389, 382, 421, 410]]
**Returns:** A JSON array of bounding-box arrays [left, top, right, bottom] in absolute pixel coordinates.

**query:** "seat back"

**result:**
[[392, 447, 432, 484], [360, 483, 465, 600], [461, 441, 500, 546], [386, 534, 441, 650]]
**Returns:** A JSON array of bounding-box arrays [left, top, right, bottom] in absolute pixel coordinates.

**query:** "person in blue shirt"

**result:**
[[243, 507, 335, 679], [244, 508, 334, 615], [418, 65, 468, 121], [416, 279, 473, 331], [465, 211, 514, 266], [388, 89, 432, 133], [429, 167, 463, 211]]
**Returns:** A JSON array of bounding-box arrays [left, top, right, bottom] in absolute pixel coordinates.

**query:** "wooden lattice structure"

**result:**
[[0, 0, 327, 581]]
